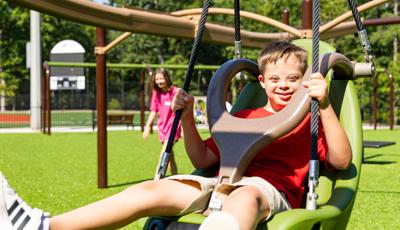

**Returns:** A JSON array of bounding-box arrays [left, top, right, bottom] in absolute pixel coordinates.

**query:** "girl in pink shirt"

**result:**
[[143, 68, 182, 176]]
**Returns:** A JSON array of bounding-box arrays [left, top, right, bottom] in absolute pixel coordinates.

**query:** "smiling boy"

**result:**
[[171, 41, 352, 229]]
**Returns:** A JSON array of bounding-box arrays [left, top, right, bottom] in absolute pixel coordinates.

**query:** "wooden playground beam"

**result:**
[[96, 28, 107, 188], [8, 0, 397, 47], [172, 8, 303, 38], [321, 16, 400, 39], [8, 0, 281, 48], [319, 0, 390, 34], [96, 32, 133, 55]]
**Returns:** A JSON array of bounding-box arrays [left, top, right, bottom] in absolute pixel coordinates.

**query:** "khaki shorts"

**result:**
[[165, 174, 291, 221]]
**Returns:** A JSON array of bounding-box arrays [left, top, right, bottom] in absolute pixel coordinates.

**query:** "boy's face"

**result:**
[[258, 55, 303, 113]]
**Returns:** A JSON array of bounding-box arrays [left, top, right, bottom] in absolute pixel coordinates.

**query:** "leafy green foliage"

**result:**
[[0, 0, 29, 97]]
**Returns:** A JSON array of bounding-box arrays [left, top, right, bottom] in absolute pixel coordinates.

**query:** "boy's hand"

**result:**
[[302, 73, 330, 109], [171, 88, 194, 118]]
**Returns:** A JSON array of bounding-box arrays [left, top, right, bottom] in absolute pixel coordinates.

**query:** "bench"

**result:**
[[107, 113, 134, 129], [92, 113, 134, 130], [362, 140, 396, 162]]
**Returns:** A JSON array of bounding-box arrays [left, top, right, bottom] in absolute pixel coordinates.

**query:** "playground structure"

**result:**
[[4, 0, 399, 228], [7, 0, 400, 47], [40, 62, 219, 135], [8, 0, 397, 184]]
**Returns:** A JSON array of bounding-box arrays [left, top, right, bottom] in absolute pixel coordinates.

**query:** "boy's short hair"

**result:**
[[257, 41, 308, 76]]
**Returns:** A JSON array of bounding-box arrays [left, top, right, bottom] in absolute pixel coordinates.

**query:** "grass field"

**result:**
[[347, 129, 400, 229], [0, 129, 398, 229]]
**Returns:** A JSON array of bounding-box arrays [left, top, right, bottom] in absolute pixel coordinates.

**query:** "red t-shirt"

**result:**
[[204, 107, 329, 208]]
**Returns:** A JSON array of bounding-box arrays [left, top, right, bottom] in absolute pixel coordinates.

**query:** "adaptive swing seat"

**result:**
[[144, 39, 363, 230]]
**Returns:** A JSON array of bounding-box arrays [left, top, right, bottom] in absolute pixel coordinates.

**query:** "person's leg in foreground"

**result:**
[[200, 180, 290, 230], [1, 172, 201, 230]]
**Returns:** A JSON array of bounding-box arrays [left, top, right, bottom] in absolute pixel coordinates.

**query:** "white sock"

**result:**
[[199, 211, 240, 230], [1, 173, 48, 230], [40, 213, 50, 230]]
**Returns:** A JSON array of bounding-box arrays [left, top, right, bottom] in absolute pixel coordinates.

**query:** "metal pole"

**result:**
[[394, 0, 398, 62], [86, 68, 90, 110], [0, 29, 5, 112], [145, 65, 154, 134], [302, 0, 312, 34], [389, 73, 394, 130], [393, 0, 397, 129], [46, 64, 51, 135], [140, 69, 145, 132], [30, 11, 42, 130], [373, 76, 378, 130], [40, 62, 51, 135], [282, 9, 290, 25], [96, 27, 107, 188], [41, 63, 45, 133]]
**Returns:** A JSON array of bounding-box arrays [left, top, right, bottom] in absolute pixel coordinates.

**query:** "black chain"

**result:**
[[157, 0, 211, 179], [311, 0, 320, 161], [347, 0, 364, 32], [234, 0, 241, 42]]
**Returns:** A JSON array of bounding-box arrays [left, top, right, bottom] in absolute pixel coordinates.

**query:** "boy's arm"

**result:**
[[303, 73, 352, 170], [172, 88, 219, 169]]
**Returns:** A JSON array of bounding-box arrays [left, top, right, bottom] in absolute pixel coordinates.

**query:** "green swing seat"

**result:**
[[144, 39, 362, 229]]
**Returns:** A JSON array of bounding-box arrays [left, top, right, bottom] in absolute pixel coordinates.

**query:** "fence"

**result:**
[[1, 63, 397, 130]]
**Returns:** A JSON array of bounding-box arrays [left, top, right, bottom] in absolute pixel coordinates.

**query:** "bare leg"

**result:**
[[221, 186, 270, 230], [50, 179, 201, 230]]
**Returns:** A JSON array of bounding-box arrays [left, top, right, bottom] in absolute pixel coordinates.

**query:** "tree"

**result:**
[[0, 0, 29, 102], [1, 0, 96, 109], [2, 0, 398, 124]]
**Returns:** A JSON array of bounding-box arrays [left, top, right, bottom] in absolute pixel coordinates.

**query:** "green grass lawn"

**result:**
[[0, 129, 398, 229], [0, 130, 207, 229], [51, 110, 148, 127], [347, 129, 400, 230]]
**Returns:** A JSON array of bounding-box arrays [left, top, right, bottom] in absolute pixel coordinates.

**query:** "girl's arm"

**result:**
[[303, 73, 352, 169], [143, 111, 157, 139], [172, 88, 219, 169]]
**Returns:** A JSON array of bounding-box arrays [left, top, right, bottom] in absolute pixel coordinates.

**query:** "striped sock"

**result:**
[[1, 172, 48, 230]]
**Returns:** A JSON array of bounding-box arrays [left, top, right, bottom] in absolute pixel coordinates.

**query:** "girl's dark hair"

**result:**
[[150, 68, 173, 91]]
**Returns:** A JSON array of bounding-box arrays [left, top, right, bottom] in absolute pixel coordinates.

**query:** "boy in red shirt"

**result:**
[[0, 42, 351, 230]]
